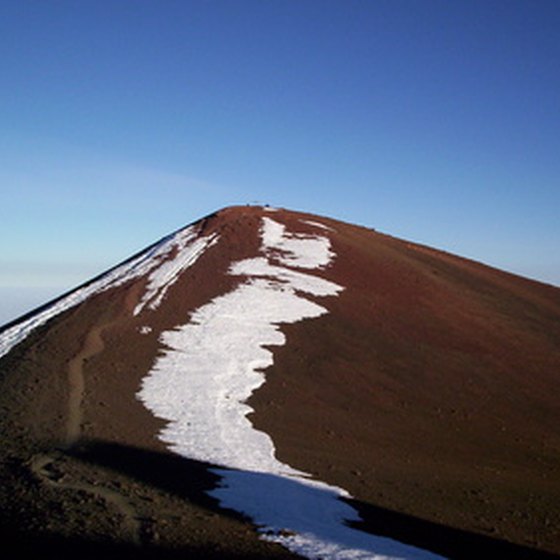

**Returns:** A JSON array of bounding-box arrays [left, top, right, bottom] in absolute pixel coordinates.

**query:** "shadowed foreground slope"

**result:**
[[1, 439, 558, 559]]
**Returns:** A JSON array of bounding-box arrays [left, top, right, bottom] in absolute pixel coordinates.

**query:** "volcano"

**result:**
[[1, 205, 559, 559]]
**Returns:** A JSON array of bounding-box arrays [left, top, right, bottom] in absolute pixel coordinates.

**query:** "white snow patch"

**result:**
[[262, 217, 334, 269], [133, 231, 219, 315], [140, 326, 152, 335], [230, 258, 342, 298], [0, 225, 217, 359], [213, 469, 441, 560], [139, 277, 330, 473], [138, 216, 443, 560], [302, 219, 334, 232]]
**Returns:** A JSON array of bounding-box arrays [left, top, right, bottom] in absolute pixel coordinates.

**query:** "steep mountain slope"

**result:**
[[1, 205, 559, 559]]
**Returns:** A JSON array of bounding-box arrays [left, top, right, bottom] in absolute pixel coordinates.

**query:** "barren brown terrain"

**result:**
[[1, 206, 559, 559]]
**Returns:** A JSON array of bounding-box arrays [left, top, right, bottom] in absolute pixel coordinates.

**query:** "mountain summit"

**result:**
[[1, 206, 559, 559]]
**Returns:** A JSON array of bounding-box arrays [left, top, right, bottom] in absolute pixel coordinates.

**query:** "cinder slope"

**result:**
[[251, 208, 560, 555], [1, 205, 559, 559]]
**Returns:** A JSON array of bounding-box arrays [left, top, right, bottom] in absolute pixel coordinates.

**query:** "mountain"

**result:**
[[1, 205, 559, 559]]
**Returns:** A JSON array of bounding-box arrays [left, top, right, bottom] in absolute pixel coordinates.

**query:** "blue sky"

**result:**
[[1, 0, 559, 324]]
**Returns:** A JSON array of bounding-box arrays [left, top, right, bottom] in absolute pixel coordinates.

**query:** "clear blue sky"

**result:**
[[1, 0, 559, 324]]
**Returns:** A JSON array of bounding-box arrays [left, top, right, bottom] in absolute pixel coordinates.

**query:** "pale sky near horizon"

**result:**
[[1, 0, 559, 325]]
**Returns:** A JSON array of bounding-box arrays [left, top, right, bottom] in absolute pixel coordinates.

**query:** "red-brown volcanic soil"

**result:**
[[251, 208, 560, 557], [1, 205, 559, 559]]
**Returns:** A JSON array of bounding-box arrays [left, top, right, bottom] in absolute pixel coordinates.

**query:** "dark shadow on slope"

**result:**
[[345, 498, 559, 560], [0, 528, 279, 560], [3, 439, 557, 559], [67, 440, 558, 560], [0, 441, 296, 560], [70, 438, 226, 515]]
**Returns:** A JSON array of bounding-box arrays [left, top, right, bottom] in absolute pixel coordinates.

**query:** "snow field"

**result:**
[[138, 216, 444, 560], [212, 468, 440, 560], [262, 217, 334, 269]]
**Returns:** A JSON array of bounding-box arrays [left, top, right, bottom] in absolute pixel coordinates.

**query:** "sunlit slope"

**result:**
[[251, 209, 560, 554], [1, 205, 559, 559]]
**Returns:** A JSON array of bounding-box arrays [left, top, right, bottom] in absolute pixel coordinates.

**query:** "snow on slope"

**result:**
[[262, 217, 334, 269], [301, 219, 334, 232], [0, 226, 218, 359], [138, 216, 443, 560], [133, 230, 219, 315]]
